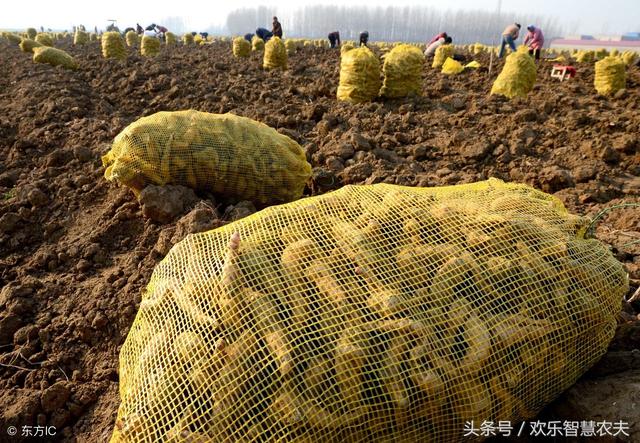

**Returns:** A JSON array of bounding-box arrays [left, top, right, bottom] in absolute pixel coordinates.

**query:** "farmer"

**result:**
[[136, 23, 143, 34], [272, 17, 283, 38], [425, 35, 452, 57], [255, 27, 273, 42], [143, 24, 159, 37], [328, 31, 341, 48], [244, 33, 254, 42], [429, 32, 447, 45], [359, 31, 369, 47], [499, 23, 521, 58], [155, 24, 168, 41], [524, 25, 544, 60]]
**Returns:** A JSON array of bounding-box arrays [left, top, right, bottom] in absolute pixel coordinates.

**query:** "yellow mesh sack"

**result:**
[[125, 30, 138, 47], [90, 33, 98, 42], [337, 46, 381, 103], [491, 46, 537, 99], [252, 36, 265, 51], [232, 37, 251, 58], [19, 38, 42, 53], [575, 50, 594, 63], [441, 57, 464, 75], [465, 60, 481, 69], [102, 110, 311, 205], [102, 32, 127, 60], [594, 56, 626, 96], [2, 32, 22, 44], [432, 44, 454, 68], [34, 33, 53, 46], [263, 37, 287, 70], [285, 39, 296, 55], [595, 48, 609, 59], [340, 42, 354, 55], [165, 32, 177, 45], [26, 27, 37, 39], [141, 36, 160, 57], [472, 43, 484, 54], [379, 44, 425, 98], [183, 33, 194, 45], [33, 46, 77, 70], [622, 50, 638, 66], [110, 178, 627, 443], [74, 30, 89, 45], [194, 34, 204, 45]]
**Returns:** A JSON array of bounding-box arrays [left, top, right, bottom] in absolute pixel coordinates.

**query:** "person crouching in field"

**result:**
[[359, 31, 369, 47], [524, 25, 544, 60], [425, 35, 452, 58]]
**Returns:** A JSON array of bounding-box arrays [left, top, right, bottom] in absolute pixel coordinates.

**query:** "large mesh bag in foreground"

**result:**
[[33, 47, 77, 70], [111, 179, 627, 443], [594, 56, 626, 96], [102, 110, 311, 205], [491, 46, 537, 99], [19, 38, 42, 53], [264, 37, 287, 70], [337, 47, 381, 103], [379, 44, 425, 98], [141, 35, 161, 57]]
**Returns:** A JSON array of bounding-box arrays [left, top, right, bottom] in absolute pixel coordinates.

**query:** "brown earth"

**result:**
[[0, 38, 638, 442]]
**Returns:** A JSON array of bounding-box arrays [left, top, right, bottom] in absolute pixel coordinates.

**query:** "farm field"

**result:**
[[0, 36, 639, 441]]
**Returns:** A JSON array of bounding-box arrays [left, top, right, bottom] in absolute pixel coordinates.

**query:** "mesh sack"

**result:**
[[472, 43, 484, 54], [285, 39, 296, 56], [102, 32, 127, 60], [90, 33, 98, 42], [232, 37, 251, 58], [165, 32, 177, 45], [432, 44, 454, 68], [441, 57, 464, 75], [575, 50, 594, 63], [74, 30, 89, 45], [340, 42, 354, 55], [2, 32, 22, 44], [337, 46, 381, 103], [594, 56, 626, 96], [102, 110, 311, 205], [26, 27, 37, 39], [379, 44, 425, 98], [595, 48, 609, 59], [490, 46, 537, 99], [125, 30, 138, 47], [465, 61, 481, 69], [183, 33, 194, 45], [252, 36, 265, 51], [194, 35, 204, 45], [141, 36, 160, 57], [110, 178, 627, 443], [622, 50, 638, 67], [263, 37, 287, 70], [19, 38, 42, 53], [33, 46, 77, 70], [34, 33, 53, 46]]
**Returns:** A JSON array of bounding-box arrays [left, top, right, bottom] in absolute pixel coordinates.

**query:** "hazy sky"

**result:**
[[1, 0, 638, 35]]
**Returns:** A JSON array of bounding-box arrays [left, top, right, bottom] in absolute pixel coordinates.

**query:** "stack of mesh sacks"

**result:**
[[102, 110, 312, 205], [232, 37, 251, 58], [19, 38, 42, 53], [337, 47, 381, 103], [125, 30, 138, 47], [594, 56, 626, 96], [33, 46, 77, 70], [74, 29, 89, 45], [34, 33, 53, 46], [252, 36, 265, 51], [491, 46, 537, 99], [379, 44, 425, 98], [109, 178, 627, 443], [432, 44, 454, 68], [263, 37, 287, 70], [141, 36, 160, 57], [102, 32, 127, 60]]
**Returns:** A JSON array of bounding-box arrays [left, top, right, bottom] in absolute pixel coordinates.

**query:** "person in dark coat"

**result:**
[[359, 31, 369, 47], [272, 17, 283, 38], [328, 31, 341, 48], [244, 33, 254, 42], [255, 27, 273, 41]]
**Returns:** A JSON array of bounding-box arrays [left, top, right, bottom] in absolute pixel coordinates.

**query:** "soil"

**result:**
[[0, 38, 638, 442]]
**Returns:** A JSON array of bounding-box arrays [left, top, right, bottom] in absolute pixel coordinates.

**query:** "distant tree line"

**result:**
[[225, 5, 570, 44]]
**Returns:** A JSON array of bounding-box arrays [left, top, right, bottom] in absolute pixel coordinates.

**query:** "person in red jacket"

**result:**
[[429, 32, 447, 45], [524, 25, 544, 60]]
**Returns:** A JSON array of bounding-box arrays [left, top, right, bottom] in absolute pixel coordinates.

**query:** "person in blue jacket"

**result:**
[[255, 27, 273, 42]]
